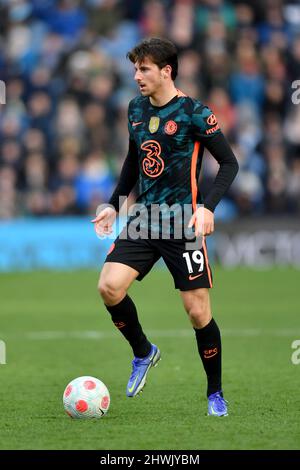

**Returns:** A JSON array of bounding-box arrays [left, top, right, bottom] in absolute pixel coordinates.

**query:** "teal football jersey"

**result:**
[[128, 92, 221, 211]]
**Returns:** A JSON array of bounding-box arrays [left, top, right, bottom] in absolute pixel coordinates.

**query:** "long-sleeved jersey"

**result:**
[[109, 92, 238, 218]]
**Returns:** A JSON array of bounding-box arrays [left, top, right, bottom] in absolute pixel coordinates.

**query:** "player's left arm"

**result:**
[[189, 106, 239, 236], [202, 132, 239, 213]]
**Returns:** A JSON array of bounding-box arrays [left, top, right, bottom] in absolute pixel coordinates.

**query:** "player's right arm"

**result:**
[[91, 138, 139, 235]]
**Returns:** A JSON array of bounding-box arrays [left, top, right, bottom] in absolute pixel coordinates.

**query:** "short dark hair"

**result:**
[[127, 37, 178, 80]]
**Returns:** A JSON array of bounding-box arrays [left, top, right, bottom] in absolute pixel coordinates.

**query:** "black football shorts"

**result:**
[[105, 229, 213, 291]]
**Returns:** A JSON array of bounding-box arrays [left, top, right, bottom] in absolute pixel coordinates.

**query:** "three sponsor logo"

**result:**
[[141, 140, 164, 178]]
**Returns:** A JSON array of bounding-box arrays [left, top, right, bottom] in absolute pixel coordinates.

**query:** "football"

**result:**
[[63, 376, 110, 419]]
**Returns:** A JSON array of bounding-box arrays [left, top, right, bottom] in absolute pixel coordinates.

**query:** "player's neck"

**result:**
[[149, 83, 178, 107]]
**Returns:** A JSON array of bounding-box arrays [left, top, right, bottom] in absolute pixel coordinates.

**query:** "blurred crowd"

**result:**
[[0, 0, 300, 220]]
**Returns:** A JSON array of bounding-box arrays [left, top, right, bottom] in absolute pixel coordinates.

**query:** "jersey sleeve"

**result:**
[[191, 103, 221, 141], [192, 101, 238, 212], [108, 138, 139, 212], [108, 101, 139, 211], [201, 133, 239, 212]]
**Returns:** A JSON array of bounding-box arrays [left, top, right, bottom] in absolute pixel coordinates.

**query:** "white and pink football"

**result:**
[[63, 376, 110, 419]]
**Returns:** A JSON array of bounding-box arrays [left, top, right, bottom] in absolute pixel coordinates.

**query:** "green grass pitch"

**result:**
[[0, 267, 299, 450]]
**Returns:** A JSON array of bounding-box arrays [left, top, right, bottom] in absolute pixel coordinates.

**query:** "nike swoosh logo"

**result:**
[[128, 350, 156, 393], [149, 351, 155, 361], [132, 121, 143, 127], [128, 374, 139, 393], [188, 273, 204, 281]]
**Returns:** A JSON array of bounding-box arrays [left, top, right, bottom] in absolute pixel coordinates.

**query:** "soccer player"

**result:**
[[93, 38, 238, 417]]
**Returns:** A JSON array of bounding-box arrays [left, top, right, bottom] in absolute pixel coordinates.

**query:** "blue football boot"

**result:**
[[207, 391, 228, 416], [126, 344, 161, 397]]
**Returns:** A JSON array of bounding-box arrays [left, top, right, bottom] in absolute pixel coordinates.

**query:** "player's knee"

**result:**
[[98, 278, 123, 304], [188, 303, 211, 328]]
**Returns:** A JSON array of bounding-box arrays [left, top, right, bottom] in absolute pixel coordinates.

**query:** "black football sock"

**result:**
[[105, 295, 151, 358], [194, 318, 222, 397]]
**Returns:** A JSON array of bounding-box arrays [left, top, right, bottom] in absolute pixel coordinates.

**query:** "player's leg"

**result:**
[[98, 238, 161, 397], [181, 288, 227, 416], [180, 288, 222, 396], [159, 239, 227, 416], [98, 261, 152, 359], [98, 261, 138, 306]]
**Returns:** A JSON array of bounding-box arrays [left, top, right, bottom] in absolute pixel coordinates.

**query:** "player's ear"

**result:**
[[162, 65, 171, 78]]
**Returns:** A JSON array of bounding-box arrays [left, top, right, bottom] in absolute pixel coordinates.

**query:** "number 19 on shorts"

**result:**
[[182, 250, 204, 275]]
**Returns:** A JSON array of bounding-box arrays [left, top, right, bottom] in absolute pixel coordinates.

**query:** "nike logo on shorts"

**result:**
[[188, 273, 204, 281]]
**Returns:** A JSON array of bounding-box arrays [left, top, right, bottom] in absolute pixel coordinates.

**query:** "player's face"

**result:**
[[134, 57, 166, 97]]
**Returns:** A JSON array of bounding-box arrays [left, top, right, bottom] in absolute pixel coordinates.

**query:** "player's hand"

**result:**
[[188, 207, 214, 237], [91, 207, 117, 237]]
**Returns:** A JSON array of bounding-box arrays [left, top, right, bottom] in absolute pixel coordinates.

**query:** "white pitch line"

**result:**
[[7, 328, 300, 340]]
